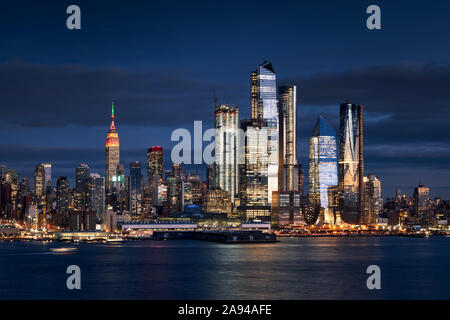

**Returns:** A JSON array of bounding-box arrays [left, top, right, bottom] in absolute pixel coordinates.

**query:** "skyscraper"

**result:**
[[33, 164, 46, 198], [214, 104, 239, 203], [239, 119, 270, 221], [89, 173, 105, 219], [147, 146, 163, 205], [309, 116, 339, 224], [361, 174, 382, 225], [106, 102, 120, 191], [56, 176, 70, 213], [298, 164, 305, 196], [278, 85, 298, 192], [43, 164, 51, 188], [129, 161, 142, 215], [338, 103, 364, 224], [75, 163, 90, 210], [413, 182, 430, 223], [251, 61, 278, 205]]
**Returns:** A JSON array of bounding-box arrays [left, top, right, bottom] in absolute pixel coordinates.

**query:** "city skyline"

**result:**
[[1, 1, 450, 199]]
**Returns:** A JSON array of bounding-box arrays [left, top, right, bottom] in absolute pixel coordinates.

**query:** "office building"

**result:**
[[106, 102, 120, 191], [239, 119, 270, 221], [278, 85, 298, 191], [338, 103, 364, 224], [129, 161, 142, 215], [309, 116, 339, 224], [251, 61, 278, 205], [214, 104, 239, 202]]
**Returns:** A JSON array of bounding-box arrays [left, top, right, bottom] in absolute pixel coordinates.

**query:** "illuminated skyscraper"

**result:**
[[214, 104, 239, 203], [106, 102, 120, 191], [33, 164, 46, 198], [89, 173, 105, 219], [147, 146, 163, 205], [309, 116, 339, 224], [361, 174, 381, 225], [75, 163, 90, 210], [56, 176, 70, 213], [413, 182, 430, 224], [338, 103, 364, 224], [43, 164, 51, 188], [278, 85, 298, 192], [251, 61, 278, 204], [129, 161, 142, 215], [239, 119, 270, 221]]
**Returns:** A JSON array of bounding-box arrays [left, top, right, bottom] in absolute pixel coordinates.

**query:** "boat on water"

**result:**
[[50, 247, 78, 253], [106, 237, 124, 242]]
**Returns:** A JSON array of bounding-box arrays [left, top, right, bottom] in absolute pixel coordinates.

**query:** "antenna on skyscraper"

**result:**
[[212, 89, 218, 109]]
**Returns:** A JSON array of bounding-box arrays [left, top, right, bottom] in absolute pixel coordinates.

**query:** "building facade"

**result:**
[[214, 104, 239, 203], [309, 116, 339, 224], [239, 119, 270, 221], [338, 103, 364, 224], [251, 61, 278, 205], [129, 161, 142, 215], [106, 102, 120, 191], [278, 85, 298, 192], [147, 146, 163, 205]]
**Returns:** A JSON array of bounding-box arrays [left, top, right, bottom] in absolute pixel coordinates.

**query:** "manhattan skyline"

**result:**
[[1, 0, 450, 199]]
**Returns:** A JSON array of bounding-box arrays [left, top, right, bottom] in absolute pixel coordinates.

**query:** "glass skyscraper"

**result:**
[[251, 61, 278, 205], [239, 119, 270, 221], [338, 103, 364, 224], [129, 161, 142, 215], [278, 85, 298, 192], [129, 161, 142, 214], [309, 116, 339, 225], [214, 104, 239, 203]]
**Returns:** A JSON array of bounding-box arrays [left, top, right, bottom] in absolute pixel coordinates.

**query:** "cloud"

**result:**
[[0, 60, 243, 128], [287, 63, 450, 120]]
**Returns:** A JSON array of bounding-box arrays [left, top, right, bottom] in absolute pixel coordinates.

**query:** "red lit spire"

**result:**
[[106, 101, 119, 147]]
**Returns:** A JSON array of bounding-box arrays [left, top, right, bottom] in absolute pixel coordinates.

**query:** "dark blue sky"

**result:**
[[1, 0, 450, 199]]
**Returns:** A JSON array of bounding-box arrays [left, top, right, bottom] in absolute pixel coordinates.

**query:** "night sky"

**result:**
[[1, 0, 450, 199]]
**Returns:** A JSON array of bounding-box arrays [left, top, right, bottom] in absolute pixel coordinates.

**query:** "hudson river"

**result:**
[[1, 237, 449, 299]]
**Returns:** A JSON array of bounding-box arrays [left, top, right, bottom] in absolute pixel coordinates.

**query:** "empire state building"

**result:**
[[106, 102, 120, 191]]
